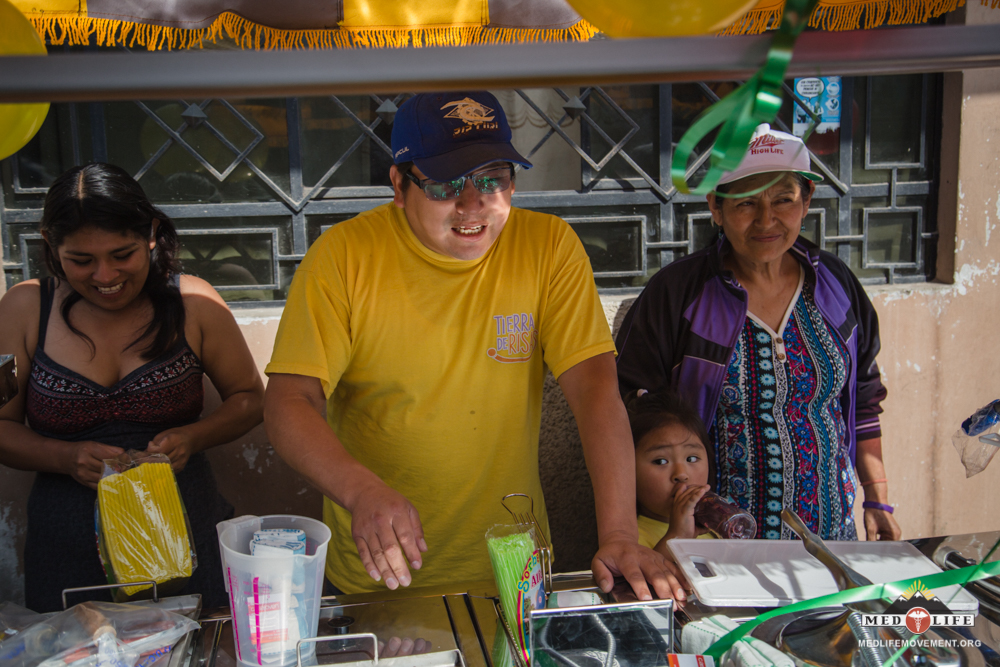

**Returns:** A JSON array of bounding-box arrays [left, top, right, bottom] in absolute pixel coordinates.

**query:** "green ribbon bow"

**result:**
[[704, 539, 1000, 667], [670, 0, 821, 195]]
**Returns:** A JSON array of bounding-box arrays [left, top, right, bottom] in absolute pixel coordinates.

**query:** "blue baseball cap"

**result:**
[[390, 91, 532, 182]]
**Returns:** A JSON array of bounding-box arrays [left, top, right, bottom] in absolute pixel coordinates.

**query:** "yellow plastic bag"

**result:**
[[96, 451, 196, 600]]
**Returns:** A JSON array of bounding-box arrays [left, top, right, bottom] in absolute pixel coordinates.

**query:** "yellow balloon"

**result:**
[[566, 0, 760, 37], [0, 0, 50, 161]]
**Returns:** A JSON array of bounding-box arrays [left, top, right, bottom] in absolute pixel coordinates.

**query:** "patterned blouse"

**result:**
[[711, 270, 858, 540]]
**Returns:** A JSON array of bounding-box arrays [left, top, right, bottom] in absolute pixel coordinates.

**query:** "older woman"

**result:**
[[616, 124, 900, 542], [0, 163, 264, 611]]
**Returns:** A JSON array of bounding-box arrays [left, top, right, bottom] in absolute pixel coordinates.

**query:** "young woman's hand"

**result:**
[[64, 441, 125, 489], [663, 483, 711, 541], [148, 428, 199, 471]]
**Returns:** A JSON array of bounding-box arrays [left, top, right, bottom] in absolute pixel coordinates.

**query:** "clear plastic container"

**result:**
[[952, 399, 1000, 478], [217, 515, 331, 667], [693, 492, 757, 539]]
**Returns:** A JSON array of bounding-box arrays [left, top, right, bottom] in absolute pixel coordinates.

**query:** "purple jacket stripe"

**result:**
[[615, 235, 886, 469]]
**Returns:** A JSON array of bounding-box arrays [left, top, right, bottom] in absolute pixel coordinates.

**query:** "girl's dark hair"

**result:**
[[41, 163, 184, 360], [625, 389, 716, 487]]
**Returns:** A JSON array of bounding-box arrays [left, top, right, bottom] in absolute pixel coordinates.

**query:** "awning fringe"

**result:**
[[26, 12, 600, 50], [721, 0, 967, 35], [23, 0, 994, 48]]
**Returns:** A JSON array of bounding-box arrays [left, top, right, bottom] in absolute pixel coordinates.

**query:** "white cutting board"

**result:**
[[667, 539, 980, 612]]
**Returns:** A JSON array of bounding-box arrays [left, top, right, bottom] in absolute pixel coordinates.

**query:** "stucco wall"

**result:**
[[1, 4, 999, 604]]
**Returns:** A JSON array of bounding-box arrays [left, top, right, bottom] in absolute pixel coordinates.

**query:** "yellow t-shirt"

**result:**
[[266, 202, 615, 593], [637, 514, 715, 548]]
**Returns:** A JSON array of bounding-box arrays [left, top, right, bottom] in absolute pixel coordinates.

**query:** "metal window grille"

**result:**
[[1, 75, 940, 303]]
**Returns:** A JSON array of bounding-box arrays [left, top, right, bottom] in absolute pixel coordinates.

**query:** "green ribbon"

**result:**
[[669, 0, 821, 195], [703, 545, 1000, 663]]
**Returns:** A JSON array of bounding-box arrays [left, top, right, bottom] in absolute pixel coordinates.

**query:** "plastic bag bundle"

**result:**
[[486, 524, 543, 666], [97, 451, 196, 600], [0, 601, 198, 667], [952, 399, 1000, 478], [0, 603, 55, 643]]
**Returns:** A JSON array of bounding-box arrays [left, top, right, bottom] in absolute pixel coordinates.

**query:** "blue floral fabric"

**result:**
[[711, 282, 858, 540]]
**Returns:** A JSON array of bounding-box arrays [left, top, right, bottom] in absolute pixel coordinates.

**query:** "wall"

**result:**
[[881, 0, 1000, 537], [2, 4, 999, 603]]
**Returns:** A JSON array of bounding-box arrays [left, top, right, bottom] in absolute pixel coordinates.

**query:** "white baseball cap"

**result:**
[[717, 123, 823, 186]]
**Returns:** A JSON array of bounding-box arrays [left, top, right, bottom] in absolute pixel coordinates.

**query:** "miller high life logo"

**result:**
[[442, 98, 499, 136], [748, 133, 785, 156], [862, 580, 975, 633]]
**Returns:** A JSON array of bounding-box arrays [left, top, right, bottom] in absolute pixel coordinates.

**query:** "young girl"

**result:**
[[626, 389, 717, 557]]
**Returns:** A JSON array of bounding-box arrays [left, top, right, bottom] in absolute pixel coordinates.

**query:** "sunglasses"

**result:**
[[404, 165, 513, 201]]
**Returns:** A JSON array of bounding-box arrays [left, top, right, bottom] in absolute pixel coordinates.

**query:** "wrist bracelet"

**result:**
[[860, 478, 887, 487], [862, 500, 894, 514]]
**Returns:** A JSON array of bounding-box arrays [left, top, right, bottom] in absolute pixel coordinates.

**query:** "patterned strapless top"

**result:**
[[26, 344, 204, 437]]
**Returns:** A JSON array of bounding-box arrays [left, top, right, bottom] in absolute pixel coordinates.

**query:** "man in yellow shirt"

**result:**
[[263, 91, 682, 600]]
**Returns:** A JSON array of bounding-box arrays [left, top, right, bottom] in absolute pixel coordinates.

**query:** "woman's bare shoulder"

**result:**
[[0, 280, 42, 348], [178, 274, 232, 329], [178, 274, 226, 304], [0, 280, 42, 314]]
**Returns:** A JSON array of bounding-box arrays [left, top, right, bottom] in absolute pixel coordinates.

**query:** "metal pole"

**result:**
[[0, 23, 998, 102]]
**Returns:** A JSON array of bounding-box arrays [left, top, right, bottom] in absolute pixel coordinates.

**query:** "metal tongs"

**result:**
[[491, 494, 554, 667], [501, 493, 553, 595], [774, 509, 961, 667]]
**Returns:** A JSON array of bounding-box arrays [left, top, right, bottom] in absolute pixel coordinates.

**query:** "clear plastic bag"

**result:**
[[0, 601, 198, 667], [96, 451, 197, 601], [952, 399, 1000, 478], [486, 524, 544, 666], [0, 603, 56, 642]]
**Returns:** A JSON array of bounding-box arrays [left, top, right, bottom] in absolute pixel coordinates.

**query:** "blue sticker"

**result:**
[[793, 76, 841, 137]]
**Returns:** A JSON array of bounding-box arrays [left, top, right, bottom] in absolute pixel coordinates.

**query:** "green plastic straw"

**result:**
[[486, 527, 535, 651], [491, 618, 516, 667]]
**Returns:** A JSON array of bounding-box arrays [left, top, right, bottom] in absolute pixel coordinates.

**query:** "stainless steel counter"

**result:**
[[194, 533, 1000, 667]]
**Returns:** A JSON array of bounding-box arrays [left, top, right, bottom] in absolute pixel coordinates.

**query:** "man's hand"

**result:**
[[349, 481, 428, 590], [147, 428, 198, 471], [378, 637, 431, 658], [591, 532, 688, 603], [64, 441, 124, 489], [266, 374, 430, 591], [864, 507, 901, 541]]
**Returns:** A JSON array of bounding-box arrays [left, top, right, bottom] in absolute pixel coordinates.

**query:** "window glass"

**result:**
[[1, 73, 942, 296], [868, 75, 923, 166]]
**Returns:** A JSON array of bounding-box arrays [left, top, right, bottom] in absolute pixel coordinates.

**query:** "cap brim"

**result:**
[[414, 142, 532, 182], [717, 167, 823, 186]]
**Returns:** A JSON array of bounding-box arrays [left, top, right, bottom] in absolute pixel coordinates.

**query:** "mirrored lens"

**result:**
[[422, 179, 464, 201], [417, 166, 512, 201], [471, 169, 511, 194]]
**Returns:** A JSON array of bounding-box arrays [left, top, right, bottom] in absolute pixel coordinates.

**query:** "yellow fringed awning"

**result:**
[[10, 0, 998, 50], [13, 0, 600, 50], [721, 0, 995, 35]]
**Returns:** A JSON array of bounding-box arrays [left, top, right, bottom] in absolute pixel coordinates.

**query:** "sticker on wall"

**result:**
[[793, 76, 841, 137]]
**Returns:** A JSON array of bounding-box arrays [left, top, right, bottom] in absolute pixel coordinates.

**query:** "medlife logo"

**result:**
[[861, 580, 975, 633]]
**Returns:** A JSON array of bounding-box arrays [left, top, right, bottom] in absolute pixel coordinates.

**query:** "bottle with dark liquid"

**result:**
[[693, 492, 757, 539]]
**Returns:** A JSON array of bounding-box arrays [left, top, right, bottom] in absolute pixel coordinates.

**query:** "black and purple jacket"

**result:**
[[615, 235, 886, 465]]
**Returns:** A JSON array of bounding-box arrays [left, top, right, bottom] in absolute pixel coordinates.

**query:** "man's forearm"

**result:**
[[264, 374, 384, 511], [581, 394, 639, 543], [559, 353, 639, 544]]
